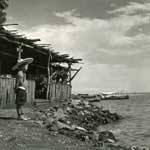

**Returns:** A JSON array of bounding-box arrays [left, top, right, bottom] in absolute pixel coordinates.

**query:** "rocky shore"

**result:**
[[35, 100, 120, 144], [33, 100, 150, 150], [0, 101, 149, 150]]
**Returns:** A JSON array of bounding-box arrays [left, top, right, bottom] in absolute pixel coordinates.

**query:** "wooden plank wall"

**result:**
[[0, 77, 35, 108], [48, 82, 71, 102], [0, 59, 1, 74]]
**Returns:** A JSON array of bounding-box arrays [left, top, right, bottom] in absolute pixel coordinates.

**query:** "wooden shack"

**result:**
[[0, 26, 82, 108]]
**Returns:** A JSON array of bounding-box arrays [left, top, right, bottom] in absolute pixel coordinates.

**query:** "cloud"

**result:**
[[7, 1, 150, 92], [20, 1, 150, 67], [108, 2, 150, 15]]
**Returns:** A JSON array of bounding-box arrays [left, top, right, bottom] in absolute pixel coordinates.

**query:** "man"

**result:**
[[12, 58, 33, 120]]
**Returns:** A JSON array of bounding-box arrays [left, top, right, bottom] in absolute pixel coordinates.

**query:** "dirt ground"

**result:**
[[0, 107, 101, 150]]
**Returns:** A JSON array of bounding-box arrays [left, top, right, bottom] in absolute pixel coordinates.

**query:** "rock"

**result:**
[[73, 129, 89, 141], [57, 121, 74, 131], [44, 118, 55, 128], [54, 108, 66, 120], [75, 126, 87, 132], [40, 114, 47, 122], [97, 131, 117, 143], [33, 120, 43, 126], [131, 146, 142, 150], [107, 138, 115, 143]]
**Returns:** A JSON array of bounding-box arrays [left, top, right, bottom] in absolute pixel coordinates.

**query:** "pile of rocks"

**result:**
[[95, 144, 150, 150], [65, 101, 120, 130], [35, 100, 121, 144]]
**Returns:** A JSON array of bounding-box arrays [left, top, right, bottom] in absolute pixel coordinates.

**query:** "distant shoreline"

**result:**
[[127, 92, 150, 95], [72, 92, 150, 95]]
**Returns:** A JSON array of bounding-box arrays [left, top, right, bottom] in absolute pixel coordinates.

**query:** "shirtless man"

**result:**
[[12, 58, 33, 120]]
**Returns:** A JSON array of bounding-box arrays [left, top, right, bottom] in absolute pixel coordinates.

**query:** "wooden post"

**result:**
[[46, 50, 50, 100], [17, 43, 23, 60], [46, 50, 52, 101], [68, 63, 72, 101], [0, 59, 2, 74]]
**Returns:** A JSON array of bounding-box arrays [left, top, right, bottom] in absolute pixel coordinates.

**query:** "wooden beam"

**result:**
[[38, 46, 49, 48], [32, 47, 48, 55], [8, 30, 18, 33], [0, 51, 17, 58], [60, 54, 69, 57], [0, 36, 47, 55], [71, 68, 80, 71], [74, 58, 83, 61], [37, 44, 51, 46], [29, 39, 41, 42], [1, 23, 19, 26], [68, 67, 82, 82], [14, 34, 26, 37]]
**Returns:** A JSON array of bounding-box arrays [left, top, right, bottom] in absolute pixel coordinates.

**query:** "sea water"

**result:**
[[96, 94, 150, 147]]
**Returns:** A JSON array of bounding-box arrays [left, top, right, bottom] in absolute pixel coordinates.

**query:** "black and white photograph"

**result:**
[[0, 0, 150, 149]]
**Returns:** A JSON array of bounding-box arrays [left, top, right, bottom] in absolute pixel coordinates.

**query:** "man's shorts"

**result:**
[[16, 88, 27, 106]]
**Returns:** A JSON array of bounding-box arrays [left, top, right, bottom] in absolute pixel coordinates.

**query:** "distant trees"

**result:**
[[0, 0, 8, 24]]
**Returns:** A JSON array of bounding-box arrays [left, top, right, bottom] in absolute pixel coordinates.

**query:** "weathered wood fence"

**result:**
[[0, 77, 35, 108], [48, 82, 71, 102], [0, 77, 71, 108]]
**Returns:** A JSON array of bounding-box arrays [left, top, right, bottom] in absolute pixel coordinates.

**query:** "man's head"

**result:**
[[19, 64, 28, 72], [12, 58, 33, 71]]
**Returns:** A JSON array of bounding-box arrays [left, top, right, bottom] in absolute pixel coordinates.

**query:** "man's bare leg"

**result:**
[[16, 105, 22, 119]]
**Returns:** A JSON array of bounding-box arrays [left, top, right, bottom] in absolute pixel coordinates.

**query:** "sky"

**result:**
[[5, 0, 150, 93]]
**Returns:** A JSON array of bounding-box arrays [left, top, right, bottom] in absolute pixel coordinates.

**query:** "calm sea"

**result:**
[[96, 94, 150, 147]]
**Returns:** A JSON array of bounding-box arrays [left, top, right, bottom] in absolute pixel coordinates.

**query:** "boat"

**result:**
[[100, 91, 129, 100], [72, 94, 101, 102]]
